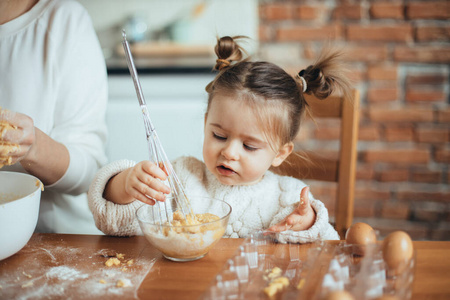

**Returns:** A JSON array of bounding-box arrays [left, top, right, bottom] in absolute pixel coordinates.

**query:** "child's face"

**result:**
[[203, 94, 292, 186]]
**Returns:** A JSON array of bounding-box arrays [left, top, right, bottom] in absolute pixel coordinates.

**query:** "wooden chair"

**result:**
[[271, 90, 360, 239]]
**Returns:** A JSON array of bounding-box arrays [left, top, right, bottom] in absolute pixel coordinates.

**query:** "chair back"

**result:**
[[271, 89, 360, 238]]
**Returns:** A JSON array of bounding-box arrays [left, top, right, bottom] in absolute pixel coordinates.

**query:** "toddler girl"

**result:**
[[88, 36, 351, 242]]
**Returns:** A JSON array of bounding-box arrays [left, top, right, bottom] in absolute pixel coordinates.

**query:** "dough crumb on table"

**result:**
[[104, 257, 121, 267], [116, 278, 132, 288], [263, 267, 290, 298], [104, 253, 134, 269]]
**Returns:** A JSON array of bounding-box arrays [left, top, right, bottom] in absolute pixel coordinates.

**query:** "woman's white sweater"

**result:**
[[88, 157, 340, 243]]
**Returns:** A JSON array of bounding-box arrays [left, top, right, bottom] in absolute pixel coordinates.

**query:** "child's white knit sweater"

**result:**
[[88, 156, 340, 243]]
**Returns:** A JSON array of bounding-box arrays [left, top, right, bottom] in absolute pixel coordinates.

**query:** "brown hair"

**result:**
[[205, 36, 352, 150]]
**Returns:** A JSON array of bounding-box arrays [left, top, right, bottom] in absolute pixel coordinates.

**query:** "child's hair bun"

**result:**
[[215, 58, 231, 70], [213, 36, 247, 70]]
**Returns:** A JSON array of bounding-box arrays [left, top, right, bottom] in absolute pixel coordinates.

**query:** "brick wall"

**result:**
[[257, 0, 450, 240]]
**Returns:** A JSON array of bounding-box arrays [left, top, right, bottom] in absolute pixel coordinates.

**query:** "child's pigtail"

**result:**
[[296, 47, 352, 100]]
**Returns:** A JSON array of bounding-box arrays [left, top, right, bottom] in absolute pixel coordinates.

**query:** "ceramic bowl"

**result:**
[[0, 171, 42, 260]]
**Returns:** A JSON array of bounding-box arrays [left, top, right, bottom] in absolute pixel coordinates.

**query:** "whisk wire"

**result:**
[[151, 131, 195, 220], [122, 30, 195, 230]]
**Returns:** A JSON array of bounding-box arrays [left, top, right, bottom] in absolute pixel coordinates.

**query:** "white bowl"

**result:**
[[0, 171, 42, 260]]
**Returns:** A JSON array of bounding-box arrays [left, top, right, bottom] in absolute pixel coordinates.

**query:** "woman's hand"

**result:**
[[0, 109, 35, 165], [0, 108, 70, 184], [267, 186, 316, 232], [104, 161, 171, 205]]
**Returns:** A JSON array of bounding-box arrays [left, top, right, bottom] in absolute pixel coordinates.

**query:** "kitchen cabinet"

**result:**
[[106, 74, 214, 163]]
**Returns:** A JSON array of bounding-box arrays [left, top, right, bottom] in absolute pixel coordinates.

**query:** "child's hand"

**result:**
[[104, 160, 171, 205], [124, 161, 171, 205], [267, 186, 316, 232]]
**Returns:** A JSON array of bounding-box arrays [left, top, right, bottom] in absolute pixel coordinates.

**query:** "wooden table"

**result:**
[[0, 233, 449, 300]]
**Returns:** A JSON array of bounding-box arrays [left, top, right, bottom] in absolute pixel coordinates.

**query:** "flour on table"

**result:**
[[0, 238, 156, 300], [46, 266, 89, 281], [116, 278, 133, 288]]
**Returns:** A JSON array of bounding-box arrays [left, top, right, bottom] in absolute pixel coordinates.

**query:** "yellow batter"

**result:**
[[0, 120, 19, 168], [162, 210, 220, 235]]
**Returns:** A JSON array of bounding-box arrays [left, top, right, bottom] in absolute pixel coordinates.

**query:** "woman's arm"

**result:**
[[44, 2, 108, 195], [21, 127, 70, 185]]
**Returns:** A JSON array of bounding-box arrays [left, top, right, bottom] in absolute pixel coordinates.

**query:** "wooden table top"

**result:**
[[0, 233, 449, 300]]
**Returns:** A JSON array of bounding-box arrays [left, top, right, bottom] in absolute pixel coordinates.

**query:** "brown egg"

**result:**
[[345, 222, 377, 256], [323, 290, 355, 300], [382, 231, 414, 276]]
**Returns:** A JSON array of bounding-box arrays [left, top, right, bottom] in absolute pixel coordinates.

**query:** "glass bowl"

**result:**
[[136, 196, 231, 262]]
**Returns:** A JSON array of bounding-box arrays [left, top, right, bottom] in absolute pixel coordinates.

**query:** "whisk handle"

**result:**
[[122, 30, 147, 107]]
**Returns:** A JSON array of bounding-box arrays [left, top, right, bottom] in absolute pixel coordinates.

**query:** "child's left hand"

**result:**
[[267, 186, 316, 232]]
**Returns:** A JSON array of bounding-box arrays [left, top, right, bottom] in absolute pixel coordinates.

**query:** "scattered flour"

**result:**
[[46, 266, 89, 281], [116, 278, 133, 288], [0, 238, 156, 300]]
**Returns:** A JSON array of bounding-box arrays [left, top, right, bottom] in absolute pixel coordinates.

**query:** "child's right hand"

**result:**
[[104, 161, 171, 205]]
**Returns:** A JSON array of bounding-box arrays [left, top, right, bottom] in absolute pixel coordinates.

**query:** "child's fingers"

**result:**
[[286, 213, 303, 227], [137, 171, 170, 195], [158, 161, 171, 176], [132, 189, 157, 205], [131, 182, 165, 203], [136, 161, 171, 194], [267, 221, 291, 233], [141, 161, 168, 181], [138, 175, 169, 199], [296, 186, 310, 215], [125, 170, 167, 203], [143, 195, 156, 205]]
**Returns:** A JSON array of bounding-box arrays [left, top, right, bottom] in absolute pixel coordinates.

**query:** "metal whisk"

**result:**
[[121, 30, 195, 228]]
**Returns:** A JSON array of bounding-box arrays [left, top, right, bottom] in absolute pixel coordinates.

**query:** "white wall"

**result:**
[[106, 74, 214, 163], [78, 0, 258, 51]]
